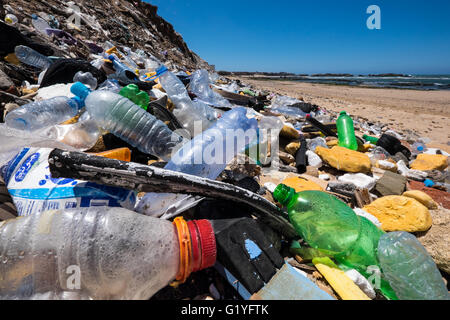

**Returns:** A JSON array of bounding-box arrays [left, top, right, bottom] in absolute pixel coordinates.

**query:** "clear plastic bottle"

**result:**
[[31, 13, 50, 34], [14, 45, 52, 70], [156, 65, 220, 136], [307, 137, 328, 152], [5, 13, 18, 25], [377, 231, 449, 300], [71, 82, 183, 161], [190, 69, 232, 108], [108, 55, 138, 83], [5, 96, 84, 131], [336, 111, 358, 150], [73, 71, 97, 90], [0, 207, 216, 300], [136, 107, 258, 217]]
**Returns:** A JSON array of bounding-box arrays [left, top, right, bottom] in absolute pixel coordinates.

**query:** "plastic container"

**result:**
[[156, 65, 220, 136], [273, 185, 398, 300], [136, 107, 258, 217], [307, 137, 328, 152], [14, 45, 52, 70], [73, 71, 97, 90], [363, 134, 379, 145], [31, 13, 50, 34], [0, 207, 216, 300], [119, 84, 149, 110], [190, 69, 232, 108], [336, 111, 358, 150], [5, 96, 83, 131], [5, 14, 18, 25], [108, 55, 138, 83], [377, 231, 449, 300], [71, 82, 183, 161], [410, 142, 427, 156]]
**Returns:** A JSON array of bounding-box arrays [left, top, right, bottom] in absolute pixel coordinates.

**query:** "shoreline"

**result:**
[[235, 77, 450, 151]]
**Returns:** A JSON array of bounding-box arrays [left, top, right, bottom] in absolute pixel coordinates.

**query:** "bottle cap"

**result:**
[[273, 184, 296, 206], [31, 13, 38, 20], [192, 220, 217, 270], [305, 114, 311, 119], [417, 146, 424, 151], [70, 96, 84, 109], [71, 82, 91, 101], [339, 111, 347, 116], [424, 179, 435, 188]]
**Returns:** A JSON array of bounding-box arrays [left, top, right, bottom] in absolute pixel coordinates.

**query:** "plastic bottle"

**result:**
[[336, 111, 358, 150], [73, 71, 97, 90], [119, 84, 150, 110], [5, 96, 84, 131], [108, 55, 138, 83], [189, 69, 232, 108], [0, 207, 216, 300], [14, 45, 52, 70], [272, 185, 398, 300], [71, 82, 183, 161], [377, 231, 449, 300], [156, 65, 220, 136], [410, 142, 427, 156], [307, 137, 328, 152], [305, 114, 337, 137], [97, 79, 121, 93], [5, 13, 18, 25], [136, 107, 258, 217], [31, 13, 50, 34], [363, 134, 379, 145]]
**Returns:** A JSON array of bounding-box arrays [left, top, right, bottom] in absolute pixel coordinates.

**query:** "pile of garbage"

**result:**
[[0, 4, 449, 301]]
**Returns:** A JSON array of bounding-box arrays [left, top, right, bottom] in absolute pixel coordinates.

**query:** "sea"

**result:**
[[275, 75, 450, 90]]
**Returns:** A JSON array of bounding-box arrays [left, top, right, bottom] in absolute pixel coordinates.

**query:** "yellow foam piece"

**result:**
[[312, 257, 371, 300]]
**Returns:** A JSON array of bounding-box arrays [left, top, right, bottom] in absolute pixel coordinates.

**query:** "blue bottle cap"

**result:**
[[71, 82, 91, 101], [424, 179, 435, 188], [417, 146, 424, 151], [70, 96, 85, 109], [31, 14, 38, 20]]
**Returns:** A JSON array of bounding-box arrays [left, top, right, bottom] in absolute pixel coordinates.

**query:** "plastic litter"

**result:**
[[14, 45, 52, 70]]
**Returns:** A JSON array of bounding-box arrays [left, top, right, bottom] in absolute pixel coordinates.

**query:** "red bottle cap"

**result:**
[[187, 220, 201, 273], [192, 220, 217, 271]]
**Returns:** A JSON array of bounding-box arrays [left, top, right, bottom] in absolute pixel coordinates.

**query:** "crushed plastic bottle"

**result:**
[[156, 65, 221, 136], [31, 13, 50, 34], [14, 45, 52, 70], [97, 79, 121, 93], [336, 111, 358, 150], [377, 231, 449, 300], [190, 69, 232, 108], [0, 207, 216, 300], [272, 185, 398, 300], [73, 71, 97, 90], [5, 96, 84, 131], [71, 82, 184, 161], [136, 107, 258, 218], [307, 137, 328, 152], [410, 142, 427, 156]]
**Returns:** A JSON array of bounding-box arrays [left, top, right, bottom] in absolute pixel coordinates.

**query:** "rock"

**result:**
[[363, 196, 432, 232], [397, 160, 427, 181], [416, 208, 450, 274], [410, 154, 448, 171], [280, 124, 300, 139], [315, 146, 371, 173], [319, 174, 330, 181], [326, 140, 339, 148], [375, 171, 407, 196], [375, 160, 397, 172], [279, 151, 295, 165], [282, 176, 324, 192], [402, 190, 439, 210], [227, 154, 261, 177], [338, 173, 377, 190], [285, 141, 300, 156], [0, 67, 14, 91], [408, 180, 450, 209], [327, 181, 357, 195], [358, 144, 372, 153], [392, 151, 409, 164], [306, 150, 323, 168], [305, 166, 319, 177], [425, 170, 446, 182]]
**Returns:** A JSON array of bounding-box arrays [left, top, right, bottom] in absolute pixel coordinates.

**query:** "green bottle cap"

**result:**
[[339, 111, 347, 116], [273, 184, 296, 206]]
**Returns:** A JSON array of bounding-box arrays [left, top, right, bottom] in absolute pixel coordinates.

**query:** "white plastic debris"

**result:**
[[344, 269, 377, 299], [353, 208, 382, 228], [338, 173, 377, 190]]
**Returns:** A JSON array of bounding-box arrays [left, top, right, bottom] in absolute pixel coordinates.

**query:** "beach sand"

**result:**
[[235, 77, 450, 152]]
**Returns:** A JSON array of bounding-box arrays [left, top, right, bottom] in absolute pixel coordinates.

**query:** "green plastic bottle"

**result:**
[[336, 111, 358, 150], [119, 84, 150, 110], [273, 184, 398, 300], [363, 134, 379, 145]]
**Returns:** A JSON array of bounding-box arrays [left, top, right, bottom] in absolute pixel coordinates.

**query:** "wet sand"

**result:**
[[236, 77, 450, 152]]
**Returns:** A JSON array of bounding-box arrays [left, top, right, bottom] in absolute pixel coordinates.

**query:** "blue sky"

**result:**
[[145, 0, 450, 74]]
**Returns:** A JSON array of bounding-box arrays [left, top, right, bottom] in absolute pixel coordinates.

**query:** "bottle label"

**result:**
[[2, 148, 137, 216]]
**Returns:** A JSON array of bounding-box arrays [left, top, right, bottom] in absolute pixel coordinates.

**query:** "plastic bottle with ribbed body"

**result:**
[[0, 207, 216, 300], [377, 232, 449, 300], [5, 96, 83, 131], [156, 65, 220, 136], [136, 107, 258, 218], [71, 82, 183, 161], [31, 14, 50, 34], [336, 111, 358, 150], [272, 185, 398, 300], [14, 45, 52, 70]]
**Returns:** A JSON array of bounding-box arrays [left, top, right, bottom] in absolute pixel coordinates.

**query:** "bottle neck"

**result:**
[[172, 217, 216, 284], [273, 184, 296, 206]]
